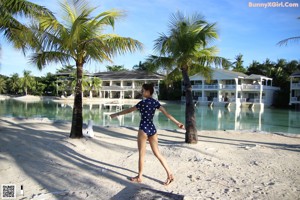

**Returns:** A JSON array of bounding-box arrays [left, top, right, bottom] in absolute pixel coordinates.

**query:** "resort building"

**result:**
[[182, 68, 280, 108], [289, 71, 300, 105], [93, 71, 164, 99]]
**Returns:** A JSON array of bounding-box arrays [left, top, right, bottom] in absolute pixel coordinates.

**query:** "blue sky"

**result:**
[[0, 0, 299, 77]]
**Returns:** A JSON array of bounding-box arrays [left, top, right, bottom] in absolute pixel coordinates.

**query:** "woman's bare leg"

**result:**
[[134, 130, 147, 182], [148, 134, 173, 180]]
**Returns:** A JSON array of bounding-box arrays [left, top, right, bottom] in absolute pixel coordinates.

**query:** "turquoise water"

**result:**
[[0, 99, 299, 134]]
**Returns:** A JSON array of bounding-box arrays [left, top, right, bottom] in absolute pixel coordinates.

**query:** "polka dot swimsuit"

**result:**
[[135, 98, 161, 136]]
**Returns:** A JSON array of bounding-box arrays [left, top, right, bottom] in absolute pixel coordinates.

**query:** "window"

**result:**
[[225, 80, 235, 85]]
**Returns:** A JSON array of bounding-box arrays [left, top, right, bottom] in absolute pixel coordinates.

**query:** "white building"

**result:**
[[289, 71, 300, 105], [182, 68, 280, 108], [93, 71, 164, 99]]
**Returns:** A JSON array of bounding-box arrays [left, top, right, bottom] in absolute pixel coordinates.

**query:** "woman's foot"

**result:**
[[130, 176, 142, 183], [163, 174, 174, 186]]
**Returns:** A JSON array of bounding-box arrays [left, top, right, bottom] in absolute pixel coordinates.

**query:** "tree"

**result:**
[[151, 12, 228, 143], [277, 17, 300, 46], [56, 65, 76, 73], [89, 77, 102, 97], [7, 73, 21, 94], [41, 73, 57, 96], [133, 61, 160, 73], [0, 0, 53, 52], [106, 65, 126, 71], [246, 60, 262, 75], [32, 77, 46, 96], [232, 54, 246, 73], [21, 70, 34, 95], [0, 77, 6, 94], [29, 0, 142, 138]]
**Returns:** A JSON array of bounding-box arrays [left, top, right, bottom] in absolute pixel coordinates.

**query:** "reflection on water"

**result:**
[[0, 99, 299, 134]]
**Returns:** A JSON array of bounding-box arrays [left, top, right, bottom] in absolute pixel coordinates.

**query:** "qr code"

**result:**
[[1, 184, 16, 199]]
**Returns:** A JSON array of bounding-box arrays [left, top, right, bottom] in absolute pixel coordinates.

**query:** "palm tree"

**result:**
[[277, 17, 300, 46], [247, 60, 262, 75], [232, 54, 246, 73], [29, 0, 143, 138], [92, 77, 102, 96], [0, 77, 6, 94], [106, 65, 127, 71], [0, 0, 53, 52], [8, 73, 21, 94], [151, 12, 228, 144], [21, 70, 34, 95], [133, 61, 160, 73]]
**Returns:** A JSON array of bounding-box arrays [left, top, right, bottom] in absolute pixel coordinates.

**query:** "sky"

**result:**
[[0, 0, 299, 77]]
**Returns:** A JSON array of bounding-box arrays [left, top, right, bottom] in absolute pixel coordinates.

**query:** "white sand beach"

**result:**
[[0, 116, 299, 200]]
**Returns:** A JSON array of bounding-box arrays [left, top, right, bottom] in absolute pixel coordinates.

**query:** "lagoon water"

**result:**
[[0, 99, 299, 134]]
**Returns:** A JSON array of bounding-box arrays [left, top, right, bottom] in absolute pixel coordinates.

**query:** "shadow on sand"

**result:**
[[0, 118, 187, 199]]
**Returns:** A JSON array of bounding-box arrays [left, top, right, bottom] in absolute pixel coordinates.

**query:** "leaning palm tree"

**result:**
[[151, 12, 228, 144], [29, 0, 143, 138], [0, 0, 53, 53]]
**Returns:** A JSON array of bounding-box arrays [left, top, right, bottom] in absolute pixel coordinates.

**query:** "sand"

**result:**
[[0, 116, 300, 200]]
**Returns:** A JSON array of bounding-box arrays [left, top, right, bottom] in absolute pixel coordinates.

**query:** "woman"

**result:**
[[110, 83, 185, 185]]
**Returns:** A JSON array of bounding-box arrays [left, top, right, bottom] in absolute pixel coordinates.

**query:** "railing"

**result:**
[[192, 85, 202, 89], [204, 85, 218, 89], [291, 83, 300, 89], [240, 98, 247, 102], [290, 96, 300, 102], [181, 96, 209, 102], [254, 98, 261, 103], [229, 97, 236, 102], [241, 84, 261, 90], [200, 97, 208, 102], [190, 84, 280, 92], [101, 85, 147, 90], [219, 84, 236, 89], [242, 98, 265, 103], [122, 86, 133, 89]]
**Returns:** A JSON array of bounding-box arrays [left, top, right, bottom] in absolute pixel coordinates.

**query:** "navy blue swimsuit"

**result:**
[[135, 98, 161, 136]]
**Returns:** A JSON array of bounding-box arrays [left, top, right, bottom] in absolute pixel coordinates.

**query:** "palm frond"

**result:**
[[104, 34, 143, 55], [189, 63, 212, 79], [277, 36, 300, 46], [147, 55, 175, 70], [0, 0, 53, 18], [30, 51, 71, 70], [92, 9, 125, 29]]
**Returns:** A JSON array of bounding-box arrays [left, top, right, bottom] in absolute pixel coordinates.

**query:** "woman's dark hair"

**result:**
[[142, 83, 154, 95]]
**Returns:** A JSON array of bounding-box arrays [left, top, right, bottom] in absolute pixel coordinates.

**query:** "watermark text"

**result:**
[[248, 1, 299, 8]]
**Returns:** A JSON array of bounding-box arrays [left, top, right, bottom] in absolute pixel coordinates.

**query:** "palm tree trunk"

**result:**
[[181, 67, 198, 144], [70, 62, 83, 138]]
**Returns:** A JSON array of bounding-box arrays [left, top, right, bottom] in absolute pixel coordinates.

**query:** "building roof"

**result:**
[[54, 70, 165, 81], [290, 71, 300, 77], [93, 70, 165, 81], [245, 74, 272, 80], [190, 68, 247, 80], [190, 68, 273, 81]]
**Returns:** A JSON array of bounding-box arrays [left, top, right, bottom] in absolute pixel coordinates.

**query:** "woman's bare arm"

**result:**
[[158, 106, 185, 129], [110, 106, 137, 118]]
